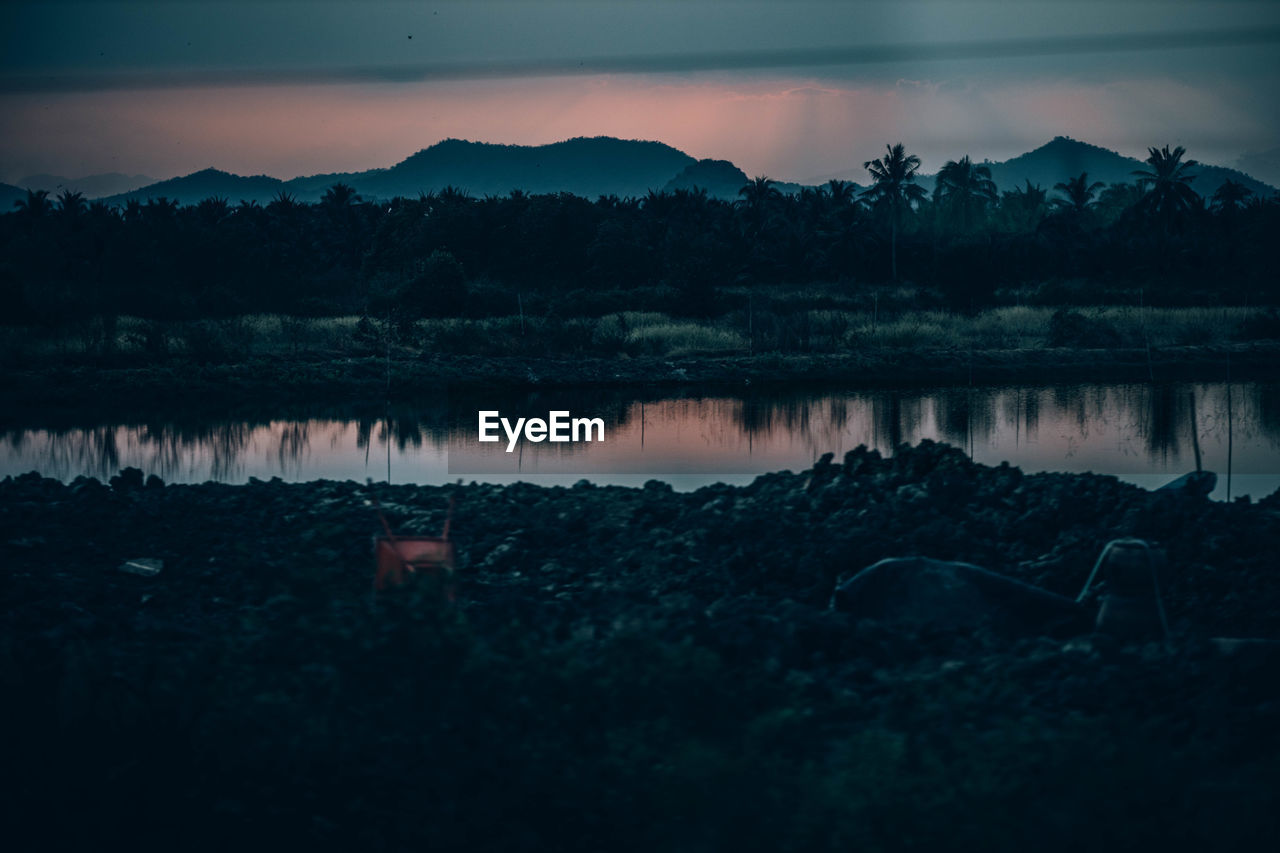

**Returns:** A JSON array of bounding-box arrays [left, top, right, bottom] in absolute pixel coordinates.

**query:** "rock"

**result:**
[[1210, 638, 1280, 658], [895, 483, 928, 504], [1091, 539, 1168, 643], [831, 556, 1090, 638], [480, 541, 518, 569], [110, 467, 146, 492], [1157, 470, 1216, 498], [117, 557, 163, 577]]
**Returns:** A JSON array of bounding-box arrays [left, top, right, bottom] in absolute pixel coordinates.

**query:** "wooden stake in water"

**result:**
[[1227, 353, 1234, 501], [385, 310, 391, 392], [1188, 389, 1202, 474], [1140, 288, 1154, 382]]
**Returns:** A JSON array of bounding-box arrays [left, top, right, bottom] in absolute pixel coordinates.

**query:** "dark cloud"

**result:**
[[4, 26, 1279, 92], [3, 1, 1278, 182]]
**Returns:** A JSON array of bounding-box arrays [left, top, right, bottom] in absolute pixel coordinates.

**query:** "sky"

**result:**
[[2, 0, 1279, 185]]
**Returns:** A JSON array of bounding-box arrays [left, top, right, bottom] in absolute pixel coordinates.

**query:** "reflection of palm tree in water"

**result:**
[[7, 383, 1280, 485], [274, 422, 312, 477], [872, 393, 904, 452], [355, 414, 429, 453], [1143, 385, 1187, 465]]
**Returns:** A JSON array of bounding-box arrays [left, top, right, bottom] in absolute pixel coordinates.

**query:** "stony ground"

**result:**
[[3, 442, 1279, 851]]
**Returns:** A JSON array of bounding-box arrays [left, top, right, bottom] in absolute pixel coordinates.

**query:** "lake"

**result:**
[[3, 381, 1278, 500]]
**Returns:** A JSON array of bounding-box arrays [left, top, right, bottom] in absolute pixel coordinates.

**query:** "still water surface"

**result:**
[[3, 382, 1278, 500]]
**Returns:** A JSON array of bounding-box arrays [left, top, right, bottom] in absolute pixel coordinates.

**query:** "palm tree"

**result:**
[[737, 177, 783, 247], [737, 176, 782, 212], [825, 179, 857, 207], [268, 190, 300, 213], [999, 180, 1047, 231], [860, 143, 927, 281], [1132, 145, 1201, 229], [143, 196, 180, 225], [1096, 182, 1145, 224], [1052, 172, 1105, 214], [321, 182, 360, 209], [13, 188, 52, 221], [436, 185, 471, 206], [87, 200, 116, 224], [933, 156, 997, 233], [118, 198, 141, 225], [1210, 179, 1253, 214], [55, 189, 87, 219], [195, 196, 230, 226]]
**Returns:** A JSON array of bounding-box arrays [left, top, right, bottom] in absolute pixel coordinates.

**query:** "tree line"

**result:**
[[2, 144, 1276, 327]]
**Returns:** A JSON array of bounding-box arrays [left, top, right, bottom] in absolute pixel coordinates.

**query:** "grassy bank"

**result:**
[[3, 305, 1278, 419], [4, 305, 1280, 366]]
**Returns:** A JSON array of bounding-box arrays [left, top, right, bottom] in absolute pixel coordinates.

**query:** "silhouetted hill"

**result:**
[[107, 138, 698, 204], [1, 183, 28, 210], [96, 135, 1276, 208], [18, 172, 155, 199], [1236, 147, 1280, 191], [662, 159, 750, 199], [343, 137, 697, 199], [105, 169, 287, 206], [984, 136, 1275, 200]]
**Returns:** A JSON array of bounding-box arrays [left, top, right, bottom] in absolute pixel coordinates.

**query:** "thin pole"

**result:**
[[1188, 389, 1202, 474], [1226, 353, 1233, 501], [1140, 289, 1154, 382]]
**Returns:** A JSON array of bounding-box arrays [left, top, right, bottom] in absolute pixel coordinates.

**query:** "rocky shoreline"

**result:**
[[4, 442, 1280, 849]]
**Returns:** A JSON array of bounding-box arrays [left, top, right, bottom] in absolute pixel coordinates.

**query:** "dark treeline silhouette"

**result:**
[[3, 144, 1277, 328]]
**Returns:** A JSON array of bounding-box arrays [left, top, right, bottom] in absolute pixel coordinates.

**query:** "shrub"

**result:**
[[125, 320, 172, 359], [1047, 308, 1123, 348], [182, 318, 256, 363], [400, 250, 468, 318], [627, 322, 747, 357], [1237, 308, 1280, 342]]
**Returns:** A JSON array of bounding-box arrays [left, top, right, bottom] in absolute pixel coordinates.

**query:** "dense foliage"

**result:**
[[3, 145, 1277, 328]]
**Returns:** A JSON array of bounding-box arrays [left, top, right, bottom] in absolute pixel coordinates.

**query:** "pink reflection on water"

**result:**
[[3, 383, 1279, 499]]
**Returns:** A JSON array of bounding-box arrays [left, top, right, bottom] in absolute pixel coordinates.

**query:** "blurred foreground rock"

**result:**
[[831, 556, 1090, 638]]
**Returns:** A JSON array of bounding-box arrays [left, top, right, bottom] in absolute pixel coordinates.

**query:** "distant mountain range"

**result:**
[[981, 137, 1272, 201], [0, 183, 28, 210], [1234, 146, 1280, 190], [16, 172, 155, 198], [6, 136, 1276, 210], [99, 137, 698, 207]]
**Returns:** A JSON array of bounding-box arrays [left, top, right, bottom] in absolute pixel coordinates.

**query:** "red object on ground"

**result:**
[[374, 535, 457, 594], [371, 494, 457, 597]]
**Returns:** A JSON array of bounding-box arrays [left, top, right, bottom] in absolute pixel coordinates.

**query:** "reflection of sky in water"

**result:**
[[3, 382, 1279, 500]]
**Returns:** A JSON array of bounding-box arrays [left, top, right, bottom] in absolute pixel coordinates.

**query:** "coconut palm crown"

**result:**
[[1053, 172, 1106, 214], [933, 156, 998, 232], [1132, 144, 1201, 227], [861, 143, 928, 281]]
